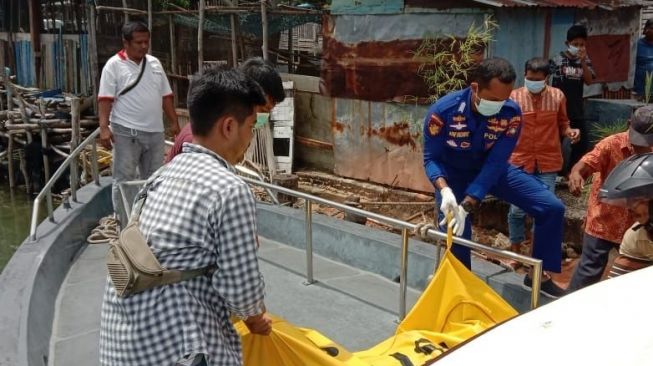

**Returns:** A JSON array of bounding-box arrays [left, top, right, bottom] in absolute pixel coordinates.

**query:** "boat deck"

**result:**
[[48, 237, 421, 365]]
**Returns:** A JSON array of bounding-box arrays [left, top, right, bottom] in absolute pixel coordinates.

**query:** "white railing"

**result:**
[[29, 128, 101, 241]]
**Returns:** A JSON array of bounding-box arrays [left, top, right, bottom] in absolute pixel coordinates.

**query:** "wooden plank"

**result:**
[[169, 15, 178, 107], [87, 3, 99, 112], [198, 0, 204, 74], [147, 0, 152, 52], [261, 0, 268, 60]]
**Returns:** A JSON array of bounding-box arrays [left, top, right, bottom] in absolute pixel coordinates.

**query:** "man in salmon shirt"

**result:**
[[566, 106, 653, 292], [508, 57, 579, 265]]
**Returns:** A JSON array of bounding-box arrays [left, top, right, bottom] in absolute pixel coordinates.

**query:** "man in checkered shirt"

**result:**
[[100, 68, 271, 366]]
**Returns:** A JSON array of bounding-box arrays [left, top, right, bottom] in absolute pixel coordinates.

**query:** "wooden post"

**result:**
[[18, 141, 29, 194], [122, 0, 130, 23], [261, 0, 269, 61], [28, 0, 42, 87], [230, 14, 238, 67], [70, 97, 80, 202], [169, 15, 178, 107], [6, 74, 14, 123], [237, 19, 245, 60], [147, 0, 152, 52], [40, 125, 51, 189], [87, 3, 99, 114], [288, 26, 293, 73], [198, 0, 205, 74], [7, 134, 15, 188]]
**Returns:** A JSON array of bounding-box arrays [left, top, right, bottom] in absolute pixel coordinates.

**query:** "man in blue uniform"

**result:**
[[423, 57, 566, 298]]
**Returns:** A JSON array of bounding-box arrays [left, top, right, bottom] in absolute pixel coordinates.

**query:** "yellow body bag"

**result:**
[[238, 218, 518, 365]]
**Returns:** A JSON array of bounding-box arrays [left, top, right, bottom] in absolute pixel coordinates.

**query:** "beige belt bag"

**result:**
[[106, 173, 214, 298]]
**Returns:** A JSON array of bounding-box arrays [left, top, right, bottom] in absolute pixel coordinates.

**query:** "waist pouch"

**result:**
[[106, 168, 214, 297]]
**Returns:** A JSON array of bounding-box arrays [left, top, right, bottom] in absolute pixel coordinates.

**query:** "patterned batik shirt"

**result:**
[[100, 143, 265, 366], [582, 132, 636, 244]]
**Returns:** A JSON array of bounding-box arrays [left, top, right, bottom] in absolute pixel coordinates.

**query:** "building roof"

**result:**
[[471, 0, 648, 9]]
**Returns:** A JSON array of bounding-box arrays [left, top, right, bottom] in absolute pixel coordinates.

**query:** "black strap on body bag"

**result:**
[[118, 57, 147, 97]]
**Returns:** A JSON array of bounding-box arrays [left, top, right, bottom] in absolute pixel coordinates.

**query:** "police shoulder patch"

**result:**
[[428, 113, 444, 136]]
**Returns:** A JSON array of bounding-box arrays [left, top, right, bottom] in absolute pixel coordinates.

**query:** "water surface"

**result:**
[[0, 184, 34, 272]]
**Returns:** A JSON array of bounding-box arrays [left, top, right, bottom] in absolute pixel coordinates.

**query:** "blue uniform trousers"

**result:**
[[435, 165, 564, 272]]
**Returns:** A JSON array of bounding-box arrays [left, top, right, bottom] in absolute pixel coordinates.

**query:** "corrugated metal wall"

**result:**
[[0, 32, 91, 94], [322, 5, 642, 192], [491, 7, 548, 88], [333, 98, 432, 191]]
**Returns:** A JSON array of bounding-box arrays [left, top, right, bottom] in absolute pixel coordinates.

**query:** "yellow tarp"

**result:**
[[238, 222, 518, 365]]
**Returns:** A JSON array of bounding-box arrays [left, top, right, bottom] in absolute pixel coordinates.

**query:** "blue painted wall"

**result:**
[[331, 0, 404, 15], [14, 41, 35, 87], [491, 8, 547, 87], [549, 8, 576, 58]]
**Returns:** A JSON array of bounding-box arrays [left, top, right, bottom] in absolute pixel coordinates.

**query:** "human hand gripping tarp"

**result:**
[[237, 213, 518, 365]]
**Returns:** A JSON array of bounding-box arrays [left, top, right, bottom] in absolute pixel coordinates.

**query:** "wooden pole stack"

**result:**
[[0, 77, 98, 193]]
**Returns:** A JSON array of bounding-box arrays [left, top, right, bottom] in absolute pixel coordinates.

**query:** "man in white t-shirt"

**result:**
[[98, 21, 179, 226]]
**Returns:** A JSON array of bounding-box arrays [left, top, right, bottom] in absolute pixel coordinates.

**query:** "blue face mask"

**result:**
[[524, 78, 546, 94], [568, 44, 579, 56], [475, 97, 505, 117], [255, 113, 270, 129]]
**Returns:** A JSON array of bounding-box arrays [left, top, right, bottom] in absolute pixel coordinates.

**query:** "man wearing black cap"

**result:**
[[566, 105, 653, 292]]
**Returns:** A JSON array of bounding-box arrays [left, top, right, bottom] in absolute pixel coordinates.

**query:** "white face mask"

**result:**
[[568, 44, 579, 56], [524, 78, 546, 94], [475, 97, 505, 117]]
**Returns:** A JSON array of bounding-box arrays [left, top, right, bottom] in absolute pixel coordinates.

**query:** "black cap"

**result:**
[[629, 105, 653, 147]]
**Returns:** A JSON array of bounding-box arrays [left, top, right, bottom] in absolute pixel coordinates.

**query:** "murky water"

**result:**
[[0, 184, 35, 272]]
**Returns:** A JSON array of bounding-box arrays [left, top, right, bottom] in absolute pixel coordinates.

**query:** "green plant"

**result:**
[[591, 119, 628, 143], [414, 16, 498, 102], [645, 71, 653, 104]]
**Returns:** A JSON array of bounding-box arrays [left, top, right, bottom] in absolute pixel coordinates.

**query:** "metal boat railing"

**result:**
[[29, 128, 101, 241], [31, 131, 543, 317], [119, 176, 544, 316], [237, 177, 544, 315]]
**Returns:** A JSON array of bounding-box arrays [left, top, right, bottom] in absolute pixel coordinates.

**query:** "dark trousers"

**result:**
[[435, 165, 565, 272], [567, 232, 619, 292], [562, 118, 589, 175]]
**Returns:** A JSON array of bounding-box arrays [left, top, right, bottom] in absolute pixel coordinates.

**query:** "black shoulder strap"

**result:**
[[119, 57, 147, 96], [389, 353, 414, 366]]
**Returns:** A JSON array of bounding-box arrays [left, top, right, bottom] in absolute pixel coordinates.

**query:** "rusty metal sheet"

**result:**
[[469, 0, 645, 8], [321, 13, 483, 101], [332, 98, 434, 192], [322, 37, 429, 101]]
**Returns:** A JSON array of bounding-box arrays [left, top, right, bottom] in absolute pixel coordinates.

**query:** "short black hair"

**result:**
[[471, 57, 516, 89], [567, 24, 588, 41], [239, 57, 285, 104], [524, 57, 551, 77], [645, 19, 653, 29], [122, 21, 150, 41], [187, 68, 266, 137]]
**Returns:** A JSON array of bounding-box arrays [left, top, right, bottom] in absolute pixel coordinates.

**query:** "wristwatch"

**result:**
[[461, 200, 476, 214]]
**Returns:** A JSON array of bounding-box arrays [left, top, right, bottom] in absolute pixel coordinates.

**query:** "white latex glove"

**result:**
[[450, 204, 469, 236], [439, 187, 458, 218], [438, 203, 468, 236]]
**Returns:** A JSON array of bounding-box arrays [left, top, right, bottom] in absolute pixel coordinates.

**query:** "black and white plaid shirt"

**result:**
[[100, 143, 265, 366]]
